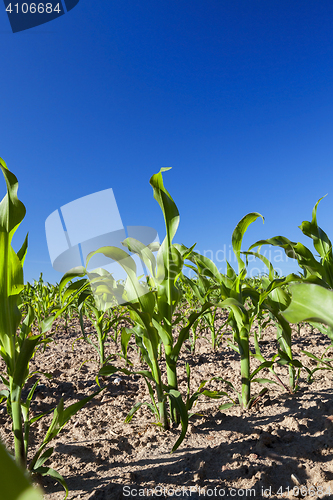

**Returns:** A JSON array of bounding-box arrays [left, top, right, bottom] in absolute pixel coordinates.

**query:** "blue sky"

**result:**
[[1, 1, 333, 284]]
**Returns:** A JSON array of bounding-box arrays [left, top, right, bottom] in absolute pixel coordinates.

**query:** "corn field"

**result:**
[[1, 157, 333, 500]]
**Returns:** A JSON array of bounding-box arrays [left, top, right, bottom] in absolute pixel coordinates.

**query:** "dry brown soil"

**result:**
[[1, 315, 333, 500]]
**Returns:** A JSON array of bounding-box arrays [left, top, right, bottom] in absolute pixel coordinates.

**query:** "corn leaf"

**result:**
[[0, 440, 43, 500], [283, 283, 333, 333], [232, 213, 264, 273]]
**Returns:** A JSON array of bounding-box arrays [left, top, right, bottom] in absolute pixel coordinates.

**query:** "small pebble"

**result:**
[[291, 473, 301, 485]]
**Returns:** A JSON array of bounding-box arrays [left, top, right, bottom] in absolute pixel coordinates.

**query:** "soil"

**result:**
[[1, 313, 333, 500]]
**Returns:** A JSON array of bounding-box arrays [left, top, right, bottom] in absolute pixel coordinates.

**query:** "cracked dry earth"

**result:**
[[1, 315, 333, 500]]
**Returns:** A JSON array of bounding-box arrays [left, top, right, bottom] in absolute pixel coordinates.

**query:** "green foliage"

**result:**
[[85, 168, 213, 450], [76, 287, 131, 370], [0, 158, 99, 499], [3, 157, 333, 500], [250, 196, 333, 340], [302, 345, 333, 382], [0, 440, 43, 500]]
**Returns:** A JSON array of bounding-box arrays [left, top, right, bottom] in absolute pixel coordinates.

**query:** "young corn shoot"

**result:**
[[86, 168, 213, 450], [0, 158, 100, 499]]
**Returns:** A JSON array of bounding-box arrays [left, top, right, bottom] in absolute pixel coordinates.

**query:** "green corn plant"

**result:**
[[84, 168, 213, 451], [280, 281, 333, 386], [301, 344, 333, 383], [282, 282, 333, 339], [188, 317, 201, 354], [0, 158, 101, 498], [76, 287, 131, 370], [50, 278, 83, 333], [241, 253, 303, 392], [174, 275, 203, 354], [65, 268, 168, 427], [184, 362, 238, 413], [185, 213, 303, 407], [183, 214, 269, 408], [30, 274, 55, 324], [0, 439, 43, 500], [247, 196, 333, 384], [20, 276, 78, 337], [0, 158, 36, 469], [176, 275, 202, 320], [20, 274, 60, 333], [180, 273, 228, 351], [201, 306, 228, 351], [249, 195, 333, 334]]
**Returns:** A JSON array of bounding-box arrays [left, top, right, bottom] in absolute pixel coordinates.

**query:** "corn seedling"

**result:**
[[0, 159, 102, 498], [76, 287, 131, 370], [80, 168, 214, 451], [242, 252, 303, 393], [248, 196, 333, 384], [185, 212, 304, 407], [250, 196, 333, 329], [301, 344, 333, 383], [0, 439, 43, 500], [20, 274, 59, 333], [180, 274, 228, 351], [183, 214, 271, 408]]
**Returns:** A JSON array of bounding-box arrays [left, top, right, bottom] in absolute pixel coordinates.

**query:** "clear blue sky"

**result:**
[[1, 1, 333, 284]]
